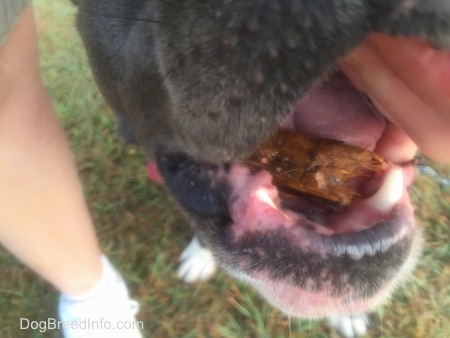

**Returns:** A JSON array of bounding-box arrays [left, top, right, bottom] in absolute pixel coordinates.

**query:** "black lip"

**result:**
[[217, 199, 417, 298], [221, 226, 417, 298], [156, 152, 232, 219], [308, 204, 416, 258]]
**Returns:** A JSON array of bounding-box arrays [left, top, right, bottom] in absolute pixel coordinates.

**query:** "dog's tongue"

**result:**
[[291, 71, 386, 150], [147, 161, 164, 183]]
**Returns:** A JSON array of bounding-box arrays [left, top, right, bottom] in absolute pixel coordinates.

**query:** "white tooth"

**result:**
[[364, 168, 404, 212], [255, 188, 277, 209]]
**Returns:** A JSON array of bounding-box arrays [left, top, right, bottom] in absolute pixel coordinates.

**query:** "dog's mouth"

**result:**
[[229, 66, 417, 234], [219, 68, 420, 318], [151, 36, 450, 318]]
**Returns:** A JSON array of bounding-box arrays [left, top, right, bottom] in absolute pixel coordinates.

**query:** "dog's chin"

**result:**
[[227, 238, 420, 318], [221, 164, 420, 318], [156, 66, 421, 318], [223, 183, 421, 318]]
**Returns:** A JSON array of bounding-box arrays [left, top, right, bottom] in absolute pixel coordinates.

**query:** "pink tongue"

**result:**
[[147, 161, 164, 183], [291, 72, 386, 150]]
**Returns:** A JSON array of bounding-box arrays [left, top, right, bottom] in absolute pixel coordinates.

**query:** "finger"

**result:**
[[367, 33, 450, 118], [339, 43, 450, 162], [374, 120, 417, 163]]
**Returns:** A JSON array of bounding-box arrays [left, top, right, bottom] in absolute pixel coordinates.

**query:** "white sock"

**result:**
[[60, 255, 121, 303], [58, 255, 142, 338]]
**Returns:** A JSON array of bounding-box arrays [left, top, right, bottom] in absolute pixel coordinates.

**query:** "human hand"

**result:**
[[339, 33, 450, 163]]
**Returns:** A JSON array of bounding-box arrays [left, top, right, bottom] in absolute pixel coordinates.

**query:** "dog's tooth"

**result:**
[[255, 188, 277, 209], [364, 168, 403, 212]]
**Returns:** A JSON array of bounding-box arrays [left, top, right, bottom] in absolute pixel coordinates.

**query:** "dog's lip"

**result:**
[[222, 170, 418, 317], [226, 225, 419, 318], [223, 165, 418, 318], [227, 164, 416, 255]]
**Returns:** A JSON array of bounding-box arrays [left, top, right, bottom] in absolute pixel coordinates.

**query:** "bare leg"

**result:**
[[0, 6, 102, 297], [0, 7, 142, 337]]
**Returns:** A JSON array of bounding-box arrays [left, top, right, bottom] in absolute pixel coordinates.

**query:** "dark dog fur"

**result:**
[[73, 0, 449, 163], [72, 0, 449, 335]]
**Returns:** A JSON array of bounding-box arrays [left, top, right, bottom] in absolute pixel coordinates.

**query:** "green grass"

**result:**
[[0, 1, 449, 337]]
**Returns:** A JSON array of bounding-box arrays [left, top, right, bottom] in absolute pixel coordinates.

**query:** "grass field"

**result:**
[[0, 1, 449, 337]]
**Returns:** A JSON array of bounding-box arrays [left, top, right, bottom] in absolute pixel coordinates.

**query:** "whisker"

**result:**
[[288, 315, 292, 338]]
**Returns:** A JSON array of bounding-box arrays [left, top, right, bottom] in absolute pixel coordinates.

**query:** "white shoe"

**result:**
[[58, 256, 143, 338]]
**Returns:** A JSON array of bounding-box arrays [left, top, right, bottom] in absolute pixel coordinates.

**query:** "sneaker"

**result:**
[[58, 256, 143, 338]]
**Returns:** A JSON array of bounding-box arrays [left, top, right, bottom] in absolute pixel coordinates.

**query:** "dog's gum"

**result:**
[[244, 129, 388, 209]]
